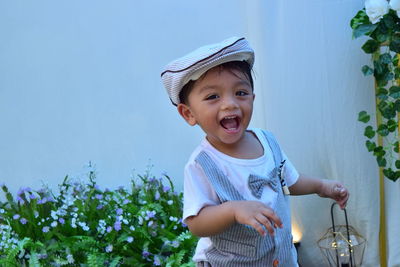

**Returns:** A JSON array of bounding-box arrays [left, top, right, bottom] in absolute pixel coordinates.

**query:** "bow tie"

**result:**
[[248, 168, 280, 199]]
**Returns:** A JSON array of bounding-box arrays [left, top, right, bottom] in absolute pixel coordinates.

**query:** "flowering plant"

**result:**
[[0, 165, 197, 266], [351, 0, 400, 181]]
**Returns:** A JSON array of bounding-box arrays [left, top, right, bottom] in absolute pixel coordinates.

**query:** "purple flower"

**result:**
[[114, 221, 122, 231], [142, 250, 151, 258], [58, 218, 65, 224], [123, 199, 129, 205], [42, 226, 50, 233], [116, 208, 123, 215], [146, 210, 156, 219], [153, 256, 161, 266], [163, 186, 170, 192], [171, 240, 180, 248], [13, 214, 20, 220], [37, 197, 47, 205], [17, 187, 26, 196], [95, 194, 103, 200], [154, 191, 160, 200], [20, 218, 27, 224], [127, 236, 134, 243], [38, 253, 48, 259], [97, 204, 104, 210], [29, 194, 37, 200], [106, 226, 112, 233]]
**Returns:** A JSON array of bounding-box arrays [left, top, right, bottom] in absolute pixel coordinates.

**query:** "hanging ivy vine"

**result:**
[[351, 7, 400, 181]]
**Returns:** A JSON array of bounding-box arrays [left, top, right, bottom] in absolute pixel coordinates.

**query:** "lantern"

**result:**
[[317, 203, 366, 267]]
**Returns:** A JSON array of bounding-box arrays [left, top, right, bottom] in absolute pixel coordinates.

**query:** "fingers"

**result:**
[[333, 184, 349, 209], [338, 190, 349, 209], [253, 209, 282, 236], [233, 201, 283, 236]]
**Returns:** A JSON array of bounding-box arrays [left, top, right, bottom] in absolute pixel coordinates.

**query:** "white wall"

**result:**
[[0, 0, 248, 193]]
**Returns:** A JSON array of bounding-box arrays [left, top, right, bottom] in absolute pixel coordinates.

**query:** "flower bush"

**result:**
[[0, 165, 197, 266], [351, 0, 400, 181]]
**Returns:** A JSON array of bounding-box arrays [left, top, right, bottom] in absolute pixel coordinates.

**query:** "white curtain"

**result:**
[[245, 0, 400, 266]]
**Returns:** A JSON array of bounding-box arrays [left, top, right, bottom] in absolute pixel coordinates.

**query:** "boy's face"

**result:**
[[177, 66, 255, 150]]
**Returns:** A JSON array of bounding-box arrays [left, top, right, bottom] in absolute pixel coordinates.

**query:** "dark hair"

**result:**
[[178, 60, 254, 105]]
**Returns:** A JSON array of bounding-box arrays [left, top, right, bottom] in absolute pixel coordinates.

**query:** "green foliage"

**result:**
[[0, 166, 198, 266], [352, 8, 400, 181]]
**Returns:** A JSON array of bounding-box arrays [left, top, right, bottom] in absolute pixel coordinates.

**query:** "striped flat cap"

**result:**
[[161, 37, 254, 106]]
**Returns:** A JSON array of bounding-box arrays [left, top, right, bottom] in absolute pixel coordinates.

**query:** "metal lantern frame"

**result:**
[[317, 203, 366, 267]]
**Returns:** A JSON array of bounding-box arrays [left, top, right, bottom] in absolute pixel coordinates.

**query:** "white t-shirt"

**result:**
[[182, 128, 300, 262]]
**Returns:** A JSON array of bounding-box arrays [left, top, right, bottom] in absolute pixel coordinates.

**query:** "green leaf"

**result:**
[[377, 156, 387, 167], [383, 168, 395, 179], [376, 88, 388, 100], [395, 160, 400, 169], [366, 140, 376, 152], [394, 141, 399, 153], [377, 124, 389, 136], [353, 23, 378, 38], [374, 146, 386, 157], [362, 39, 380, 54], [374, 60, 385, 75], [358, 111, 371, 123], [395, 99, 400, 112], [364, 125, 375, 139], [389, 86, 400, 99], [387, 119, 397, 132], [394, 171, 400, 181], [379, 53, 392, 64], [390, 36, 400, 53], [378, 101, 396, 119], [383, 14, 396, 28], [361, 65, 374, 76], [383, 71, 394, 83], [394, 54, 400, 65], [350, 10, 370, 30], [394, 67, 400, 79]]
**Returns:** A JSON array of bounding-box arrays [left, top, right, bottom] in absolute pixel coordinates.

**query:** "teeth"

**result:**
[[224, 116, 237, 119]]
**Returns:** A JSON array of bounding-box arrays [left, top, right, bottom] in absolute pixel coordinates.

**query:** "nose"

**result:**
[[220, 95, 239, 110]]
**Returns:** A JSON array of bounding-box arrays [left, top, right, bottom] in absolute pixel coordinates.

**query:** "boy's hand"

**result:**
[[232, 201, 282, 236], [318, 180, 349, 209]]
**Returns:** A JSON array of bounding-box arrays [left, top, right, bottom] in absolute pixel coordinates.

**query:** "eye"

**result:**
[[236, 90, 249, 96], [204, 94, 219, 100]]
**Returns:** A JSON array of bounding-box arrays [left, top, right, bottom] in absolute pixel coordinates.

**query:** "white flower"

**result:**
[[66, 254, 74, 264], [105, 244, 113, 253], [390, 0, 400, 16], [365, 0, 389, 24]]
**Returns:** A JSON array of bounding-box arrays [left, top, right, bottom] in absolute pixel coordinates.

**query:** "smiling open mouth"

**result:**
[[220, 115, 240, 130]]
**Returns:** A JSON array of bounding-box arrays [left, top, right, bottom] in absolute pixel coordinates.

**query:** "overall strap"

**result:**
[[261, 131, 283, 170], [195, 151, 244, 202]]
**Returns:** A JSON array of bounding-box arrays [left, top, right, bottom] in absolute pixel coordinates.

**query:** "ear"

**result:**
[[177, 103, 197, 126]]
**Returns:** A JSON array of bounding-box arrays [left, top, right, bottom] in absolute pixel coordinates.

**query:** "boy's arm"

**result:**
[[289, 174, 349, 209], [185, 200, 283, 237]]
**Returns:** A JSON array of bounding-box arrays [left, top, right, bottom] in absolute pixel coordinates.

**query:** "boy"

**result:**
[[161, 37, 349, 267]]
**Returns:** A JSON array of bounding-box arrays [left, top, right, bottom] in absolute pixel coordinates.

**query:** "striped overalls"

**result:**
[[195, 131, 297, 267]]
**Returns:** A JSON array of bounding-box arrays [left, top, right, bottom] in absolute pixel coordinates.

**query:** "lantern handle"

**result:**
[[330, 202, 354, 267]]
